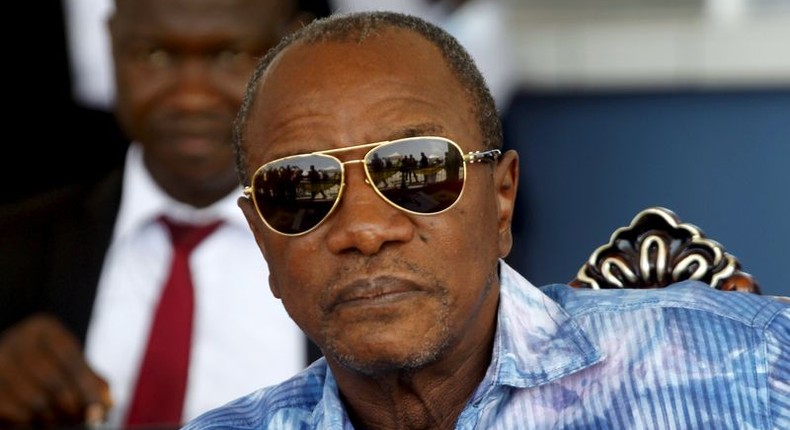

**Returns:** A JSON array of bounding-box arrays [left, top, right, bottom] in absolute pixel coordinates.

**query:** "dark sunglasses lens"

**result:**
[[366, 138, 464, 214], [251, 155, 342, 234]]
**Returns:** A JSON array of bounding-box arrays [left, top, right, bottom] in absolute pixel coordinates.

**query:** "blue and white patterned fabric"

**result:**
[[183, 261, 790, 429]]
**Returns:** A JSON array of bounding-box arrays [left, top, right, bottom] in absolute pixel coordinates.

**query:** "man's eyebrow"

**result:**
[[387, 124, 446, 140]]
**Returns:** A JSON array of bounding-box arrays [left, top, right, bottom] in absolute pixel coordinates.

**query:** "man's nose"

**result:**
[[166, 57, 224, 113], [324, 166, 414, 255]]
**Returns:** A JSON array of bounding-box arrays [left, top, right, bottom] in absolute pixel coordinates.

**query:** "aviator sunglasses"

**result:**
[[243, 136, 501, 236]]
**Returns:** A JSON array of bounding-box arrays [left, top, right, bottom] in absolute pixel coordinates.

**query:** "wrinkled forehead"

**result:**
[[241, 28, 473, 156], [113, 0, 291, 28], [264, 28, 450, 88], [115, 0, 278, 12]]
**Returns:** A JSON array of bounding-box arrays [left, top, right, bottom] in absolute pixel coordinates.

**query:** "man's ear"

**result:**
[[239, 196, 266, 249], [238, 197, 281, 298], [492, 149, 519, 258]]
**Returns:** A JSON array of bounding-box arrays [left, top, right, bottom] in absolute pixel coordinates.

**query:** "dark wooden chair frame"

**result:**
[[570, 207, 761, 294]]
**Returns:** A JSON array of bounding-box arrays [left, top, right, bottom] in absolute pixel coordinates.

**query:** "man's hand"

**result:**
[[0, 314, 113, 428]]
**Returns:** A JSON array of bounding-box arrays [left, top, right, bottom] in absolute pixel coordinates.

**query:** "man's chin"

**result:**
[[333, 348, 444, 377], [323, 324, 452, 377], [169, 136, 230, 160]]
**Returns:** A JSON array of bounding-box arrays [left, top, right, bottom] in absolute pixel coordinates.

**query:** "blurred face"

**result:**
[[109, 0, 295, 205], [239, 29, 516, 375]]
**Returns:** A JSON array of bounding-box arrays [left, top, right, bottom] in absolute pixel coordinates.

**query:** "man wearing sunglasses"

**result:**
[[0, 0, 331, 428], [183, 10, 789, 430]]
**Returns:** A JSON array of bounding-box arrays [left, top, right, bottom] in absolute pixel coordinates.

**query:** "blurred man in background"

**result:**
[[0, 0, 329, 427]]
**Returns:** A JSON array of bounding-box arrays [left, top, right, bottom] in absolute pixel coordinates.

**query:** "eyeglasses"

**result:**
[[243, 136, 501, 236]]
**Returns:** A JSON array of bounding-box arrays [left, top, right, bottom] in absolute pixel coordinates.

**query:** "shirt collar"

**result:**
[[112, 142, 249, 243], [482, 261, 603, 391], [314, 371, 351, 429]]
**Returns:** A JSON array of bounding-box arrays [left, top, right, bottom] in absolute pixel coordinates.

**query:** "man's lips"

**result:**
[[171, 135, 217, 155], [326, 276, 425, 312]]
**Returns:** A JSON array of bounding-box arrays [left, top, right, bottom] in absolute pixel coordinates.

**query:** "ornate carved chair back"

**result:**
[[569, 207, 761, 293]]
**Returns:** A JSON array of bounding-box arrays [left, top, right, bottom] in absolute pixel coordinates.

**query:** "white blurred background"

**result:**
[[66, 0, 790, 111]]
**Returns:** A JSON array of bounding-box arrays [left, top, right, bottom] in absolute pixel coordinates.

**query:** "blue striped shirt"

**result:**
[[183, 261, 789, 429]]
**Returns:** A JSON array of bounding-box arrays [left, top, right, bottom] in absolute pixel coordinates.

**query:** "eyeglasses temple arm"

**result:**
[[464, 149, 501, 164]]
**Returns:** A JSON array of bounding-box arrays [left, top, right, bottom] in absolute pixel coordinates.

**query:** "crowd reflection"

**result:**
[[250, 138, 467, 232]]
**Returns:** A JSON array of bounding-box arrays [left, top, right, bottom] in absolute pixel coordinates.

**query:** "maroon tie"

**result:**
[[124, 216, 222, 427]]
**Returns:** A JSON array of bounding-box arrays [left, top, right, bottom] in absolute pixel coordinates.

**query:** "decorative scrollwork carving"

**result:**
[[570, 207, 760, 293]]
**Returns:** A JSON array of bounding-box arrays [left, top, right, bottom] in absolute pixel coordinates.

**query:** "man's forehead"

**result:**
[[258, 28, 449, 103], [116, 0, 280, 10], [115, 0, 289, 22], [241, 24, 476, 160], [259, 29, 433, 98]]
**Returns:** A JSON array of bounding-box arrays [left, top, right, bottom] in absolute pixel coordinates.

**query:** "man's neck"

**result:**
[[328, 318, 496, 429]]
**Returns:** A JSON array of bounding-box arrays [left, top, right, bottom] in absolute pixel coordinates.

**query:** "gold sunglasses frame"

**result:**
[[243, 136, 501, 236]]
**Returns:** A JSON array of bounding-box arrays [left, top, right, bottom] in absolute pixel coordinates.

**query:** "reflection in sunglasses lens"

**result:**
[[252, 155, 342, 234], [252, 137, 468, 235], [366, 138, 464, 214]]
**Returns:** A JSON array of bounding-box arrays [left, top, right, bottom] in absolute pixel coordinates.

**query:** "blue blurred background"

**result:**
[[502, 88, 790, 296]]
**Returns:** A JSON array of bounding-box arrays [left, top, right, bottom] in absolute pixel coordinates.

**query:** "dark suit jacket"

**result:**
[[0, 170, 323, 363], [0, 169, 123, 342], [3, 0, 128, 205]]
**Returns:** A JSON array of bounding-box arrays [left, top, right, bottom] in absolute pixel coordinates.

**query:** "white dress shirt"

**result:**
[[84, 143, 306, 425]]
